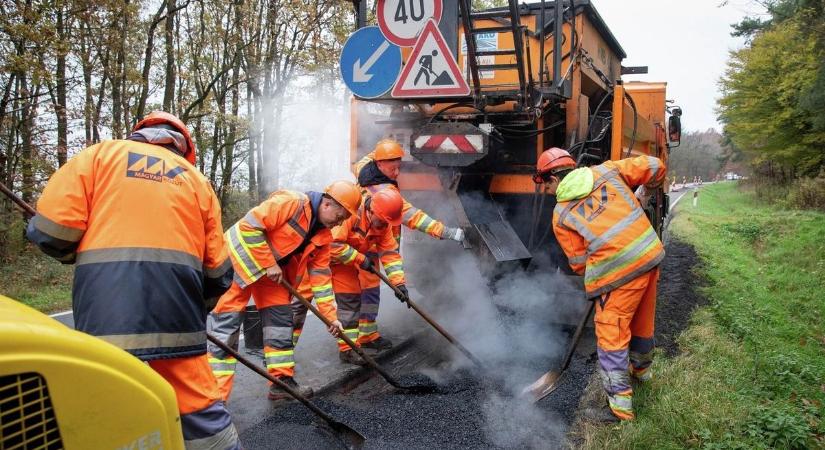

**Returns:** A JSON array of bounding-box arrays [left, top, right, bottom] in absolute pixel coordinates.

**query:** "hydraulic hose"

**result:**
[[427, 103, 482, 125], [623, 90, 638, 158]]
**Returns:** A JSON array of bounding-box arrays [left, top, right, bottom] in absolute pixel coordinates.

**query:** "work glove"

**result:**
[[634, 185, 652, 207], [359, 257, 375, 273], [443, 227, 465, 242], [394, 284, 411, 307]]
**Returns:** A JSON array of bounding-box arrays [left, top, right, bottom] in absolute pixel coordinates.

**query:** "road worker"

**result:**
[[27, 111, 241, 449], [534, 147, 666, 423], [207, 181, 361, 402], [352, 138, 464, 351], [329, 187, 407, 365]]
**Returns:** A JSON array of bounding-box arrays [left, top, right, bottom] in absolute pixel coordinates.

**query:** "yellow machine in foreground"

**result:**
[[0, 295, 184, 449]]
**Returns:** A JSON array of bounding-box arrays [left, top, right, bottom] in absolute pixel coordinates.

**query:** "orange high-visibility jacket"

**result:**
[[553, 156, 667, 298], [225, 190, 336, 319], [26, 140, 232, 359], [354, 152, 445, 240], [330, 202, 406, 286]]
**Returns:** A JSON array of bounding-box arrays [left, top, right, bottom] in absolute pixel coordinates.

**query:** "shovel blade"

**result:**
[[327, 420, 366, 450], [521, 370, 562, 403]]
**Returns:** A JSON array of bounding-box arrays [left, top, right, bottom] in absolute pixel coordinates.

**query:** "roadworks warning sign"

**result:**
[[392, 19, 470, 98]]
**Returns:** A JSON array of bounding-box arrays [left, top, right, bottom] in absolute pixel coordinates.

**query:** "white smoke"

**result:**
[[263, 76, 583, 444], [271, 77, 355, 192], [401, 211, 586, 446]]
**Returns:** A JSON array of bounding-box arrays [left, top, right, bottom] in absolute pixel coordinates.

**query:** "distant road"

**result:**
[[49, 309, 74, 328]]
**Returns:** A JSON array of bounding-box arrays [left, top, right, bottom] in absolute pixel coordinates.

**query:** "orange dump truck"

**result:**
[[348, 0, 681, 275]]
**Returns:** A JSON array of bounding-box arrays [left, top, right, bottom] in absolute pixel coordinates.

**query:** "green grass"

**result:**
[[580, 182, 825, 449], [0, 224, 73, 313]]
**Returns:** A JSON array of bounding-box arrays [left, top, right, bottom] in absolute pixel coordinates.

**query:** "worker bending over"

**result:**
[[207, 181, 361, 401], [330, 188, 408, 365], [534, 148, 666, 423], [352, 139, 464, 351], [27, 111, 241, 449]]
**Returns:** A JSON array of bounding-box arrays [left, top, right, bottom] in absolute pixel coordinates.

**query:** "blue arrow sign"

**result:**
[[340, 26, 401, 99]]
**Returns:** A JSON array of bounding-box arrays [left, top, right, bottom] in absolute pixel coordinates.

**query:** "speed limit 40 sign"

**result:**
[[377, 0, 443, 46]]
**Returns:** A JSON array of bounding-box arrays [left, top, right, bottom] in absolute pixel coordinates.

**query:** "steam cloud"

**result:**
[[272, 85, 587, 446], [402, 218, 587, 447]]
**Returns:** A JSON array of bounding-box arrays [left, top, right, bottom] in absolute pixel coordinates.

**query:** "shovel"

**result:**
[[0, 184, 367, 448], [521, 300, 595, 402], [371, 269, 484, 369], [1, 180, 37, 218], [208, 333, 365, 450], [280, 280, 437, 394]]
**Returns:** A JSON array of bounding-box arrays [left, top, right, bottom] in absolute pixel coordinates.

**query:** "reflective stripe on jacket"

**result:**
[[552, 156, 666, 298], [330, 200, 406, 286], [354, 152, 446, 240], [225, 190, 337, 321], [26, 140, 232, 360]]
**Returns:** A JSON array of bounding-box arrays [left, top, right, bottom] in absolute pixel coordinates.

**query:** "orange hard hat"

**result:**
[[324, 180, 361, 216], [534, 147, 576, 183], [368, 188, 403, 226], [373, 139, 405, 161], [134, 111, 196, 165]]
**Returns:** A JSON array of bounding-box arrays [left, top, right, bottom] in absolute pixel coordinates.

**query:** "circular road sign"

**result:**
[[377, 0, 443, 47], [340, 26, 402, 99]]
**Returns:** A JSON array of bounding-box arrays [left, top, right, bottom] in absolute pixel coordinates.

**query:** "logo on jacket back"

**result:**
[[577, 185, 609, 222], [126, 152, 187, 185]]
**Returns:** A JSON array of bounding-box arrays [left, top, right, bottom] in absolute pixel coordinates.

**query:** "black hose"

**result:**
[[427, 103, 482, 125], [495, 119, 565, 137], [531, 194, 556, 251], [571, 90, 614, 159], [527, 183, 541, 249], [623, 90, 638, 158]]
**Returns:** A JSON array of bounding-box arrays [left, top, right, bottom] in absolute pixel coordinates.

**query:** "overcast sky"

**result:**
[[592, 0, 766, 132]]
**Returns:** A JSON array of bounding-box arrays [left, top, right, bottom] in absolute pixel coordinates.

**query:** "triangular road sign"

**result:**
[[392, 19, 470, 98]]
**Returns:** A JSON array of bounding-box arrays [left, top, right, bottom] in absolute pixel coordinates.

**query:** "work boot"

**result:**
[[338, 350, 366, 366], [631, 369, 652, 383], [582, 406, 621, 424], [267, 377, 313, 401], [360, 336, 393, 351]]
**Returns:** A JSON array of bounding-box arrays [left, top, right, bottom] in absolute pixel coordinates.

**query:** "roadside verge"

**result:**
[[572, 182, 825, 449]]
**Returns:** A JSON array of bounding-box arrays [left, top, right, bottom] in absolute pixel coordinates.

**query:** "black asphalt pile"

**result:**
[[655, 238, 706, 356], [240, 260, 599, 448], [241, 337, 596, 449], [393, 372, 439, 391]]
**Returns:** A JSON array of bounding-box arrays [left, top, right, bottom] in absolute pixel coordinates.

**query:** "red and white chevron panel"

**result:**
[[414, 134, 484, 154]]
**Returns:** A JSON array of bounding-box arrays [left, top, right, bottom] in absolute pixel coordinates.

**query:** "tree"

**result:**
[[668, 129, 727, 182], [717, 16, 825, 177], [0, 0, 355, 218]]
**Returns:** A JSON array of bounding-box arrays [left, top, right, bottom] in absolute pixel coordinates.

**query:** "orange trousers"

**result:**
[[207, 274, 297, 402], [149, 355, 240, 448], [356, 255, 383, 344], [331, 261, 383, 352], [593, 267, 659, 420]]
